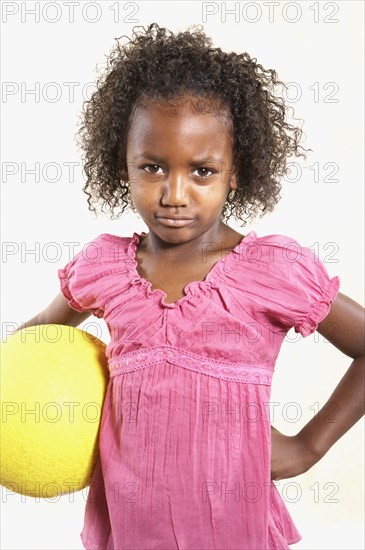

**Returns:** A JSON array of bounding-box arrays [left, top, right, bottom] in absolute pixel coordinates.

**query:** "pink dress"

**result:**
[[58, 230, 340, 550]]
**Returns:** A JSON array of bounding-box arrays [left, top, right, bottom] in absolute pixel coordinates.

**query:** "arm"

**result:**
[[271, 291, 365, 480], [13, 291, 92, 334]]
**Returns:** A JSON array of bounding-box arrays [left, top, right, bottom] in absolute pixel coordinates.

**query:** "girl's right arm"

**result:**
[[13, 292, 92, 334]]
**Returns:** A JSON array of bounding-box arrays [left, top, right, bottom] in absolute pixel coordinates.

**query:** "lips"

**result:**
[[156, 216, 195, 228]]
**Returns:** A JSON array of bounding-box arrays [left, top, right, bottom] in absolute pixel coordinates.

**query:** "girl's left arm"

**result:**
[[271, 291, 365, 480]]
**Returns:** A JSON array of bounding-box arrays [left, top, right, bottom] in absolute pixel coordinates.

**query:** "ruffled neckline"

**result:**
[[125, 230, 258, 309]]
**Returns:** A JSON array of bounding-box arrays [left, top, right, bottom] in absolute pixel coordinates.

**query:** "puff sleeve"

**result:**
[[260, 235, 341, 338], [290, 244, 340, 337], [224, 233, 341, 340], [58, 234, 111, 318]]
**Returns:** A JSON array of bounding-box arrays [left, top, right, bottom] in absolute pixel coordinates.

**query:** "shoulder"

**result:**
[[252, 232, 331, 276], [75, 233, 132, 264], [97, 232, 131, 243], [244, 231, 339, 288], [245, 231, 311, 256], [89, 232, 132, 248], [58, 232, 134, 293], [232, 231, 318, 271]]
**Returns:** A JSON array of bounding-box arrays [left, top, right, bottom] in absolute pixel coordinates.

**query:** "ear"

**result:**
[[229, 169, 239, 191]]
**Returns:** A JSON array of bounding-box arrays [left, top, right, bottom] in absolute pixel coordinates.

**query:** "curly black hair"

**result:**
[[76, 22, 309, 227]]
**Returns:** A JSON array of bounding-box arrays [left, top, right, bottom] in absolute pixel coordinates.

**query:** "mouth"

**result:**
[[156, 216, 196, 228]]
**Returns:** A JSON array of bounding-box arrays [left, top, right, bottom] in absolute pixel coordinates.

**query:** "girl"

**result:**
[[17, 23, 364, 550]]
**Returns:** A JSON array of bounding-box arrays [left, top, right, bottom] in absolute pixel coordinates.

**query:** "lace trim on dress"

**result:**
[[108, 345, 273, 385]]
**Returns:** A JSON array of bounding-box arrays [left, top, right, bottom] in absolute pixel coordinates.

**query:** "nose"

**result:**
[[161, 172, 188, 207]]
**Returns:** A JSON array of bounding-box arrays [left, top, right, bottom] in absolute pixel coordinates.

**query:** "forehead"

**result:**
[[127, 96, 233, 152]]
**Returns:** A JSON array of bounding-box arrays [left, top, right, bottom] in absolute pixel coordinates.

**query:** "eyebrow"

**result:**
[[134, 152, 222, 166]]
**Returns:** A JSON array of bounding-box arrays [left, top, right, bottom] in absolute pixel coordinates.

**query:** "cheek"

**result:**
[[194, 184, 228, 204], [130, 184, 156, 209]]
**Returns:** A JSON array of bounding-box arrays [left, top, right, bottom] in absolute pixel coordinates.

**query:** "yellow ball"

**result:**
[[0, 324, 109, 499]]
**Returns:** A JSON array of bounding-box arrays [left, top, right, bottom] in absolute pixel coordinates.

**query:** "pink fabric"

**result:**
[[58, 230, 340, 550]]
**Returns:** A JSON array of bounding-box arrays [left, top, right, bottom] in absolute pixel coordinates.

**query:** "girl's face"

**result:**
[[124, 96, 238, 244]]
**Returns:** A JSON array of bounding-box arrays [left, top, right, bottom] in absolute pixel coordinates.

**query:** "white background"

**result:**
[[1, 1, 364, 549]]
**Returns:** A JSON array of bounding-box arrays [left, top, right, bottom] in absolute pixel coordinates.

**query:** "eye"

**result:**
[[141, 164, 163, 174], [140, 164, 216, 178], [194, 167, 216, 178]]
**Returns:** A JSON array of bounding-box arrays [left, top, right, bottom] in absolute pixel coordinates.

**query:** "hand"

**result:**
[[270, 425, 321, 481]]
